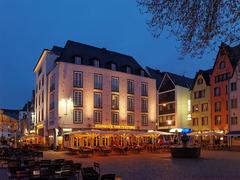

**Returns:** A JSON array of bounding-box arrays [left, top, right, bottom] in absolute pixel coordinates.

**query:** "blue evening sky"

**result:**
[[0, 0, 216, 109]]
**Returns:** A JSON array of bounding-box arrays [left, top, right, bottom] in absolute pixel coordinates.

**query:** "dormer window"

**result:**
[[111, 63, 116, 71], [126, 66, 131, 74], [75, 56, 82, 65], [94, 59, 100, 67], [140, 70, 145, 77], [219, 61, 225, 69]]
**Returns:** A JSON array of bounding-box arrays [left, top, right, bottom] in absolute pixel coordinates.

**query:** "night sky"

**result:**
[[0, 0, 216, 109]]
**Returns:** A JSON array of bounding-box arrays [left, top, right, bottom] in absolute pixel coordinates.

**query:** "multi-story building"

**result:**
[[191, 69, 212, 132], [228, 52, 240, 150], [34, 40, 156, 147], [210, 43, 240, 133], [147, 67, 193, 132], [19, 91, 35, 136], [0, 109, 19, 141]]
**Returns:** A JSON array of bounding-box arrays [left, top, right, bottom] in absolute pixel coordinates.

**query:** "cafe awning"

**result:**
[[226, 131, 240, 136]]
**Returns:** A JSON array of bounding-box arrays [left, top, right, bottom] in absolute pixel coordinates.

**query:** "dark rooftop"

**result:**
[[191, 69, 212, 89], [166, 72, 194, 89], [0, 109, 19, 120], [146, 67, 164, 88], [53, 40, 149, 77]]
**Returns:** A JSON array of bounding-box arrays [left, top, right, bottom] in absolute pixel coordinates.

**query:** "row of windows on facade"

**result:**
[[192, 117, 209, 126], [74, 57, 146, 76], [214, 115, 238, 125], [159, 103, 175, 113], [192, 103, 208, 112], [36, 75, 44, 93], [214, 99, 238, 112], [73, 72, 148, 96], [213, 83, 237, 97], [71, 91, 148, 112], [48, 109, 149, 126]]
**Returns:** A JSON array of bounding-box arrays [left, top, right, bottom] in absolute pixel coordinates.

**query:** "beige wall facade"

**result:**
[[191, 74, 211, 131]]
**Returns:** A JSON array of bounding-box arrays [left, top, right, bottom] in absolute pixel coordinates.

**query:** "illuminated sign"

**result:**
[[95, 124, 135, 130], [170, 128, 192, 134]]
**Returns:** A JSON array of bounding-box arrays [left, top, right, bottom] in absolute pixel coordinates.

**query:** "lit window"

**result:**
[[215, 115, 221, 125], [112, 94, 119, 110], [202, 117, 208, 125], [215, 102, 221, 112]]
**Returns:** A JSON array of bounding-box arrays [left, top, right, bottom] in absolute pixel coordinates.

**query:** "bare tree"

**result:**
[[137, 0, 240, 57]]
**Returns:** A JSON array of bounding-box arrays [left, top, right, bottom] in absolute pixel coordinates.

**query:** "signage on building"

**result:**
[[94, 124, 135, 130]]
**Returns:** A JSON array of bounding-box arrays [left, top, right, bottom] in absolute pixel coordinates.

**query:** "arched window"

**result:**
[[219, 61, 225, 69]]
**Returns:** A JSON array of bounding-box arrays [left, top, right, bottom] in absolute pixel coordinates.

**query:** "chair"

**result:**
[[93, 162, 100, 175], [54, 159, 65, 164], [101, 174, 116, 180], [73, 163, 82, 180], [63, 160, 74, 165]]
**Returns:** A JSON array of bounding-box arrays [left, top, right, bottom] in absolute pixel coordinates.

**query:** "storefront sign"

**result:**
[[94, 124, 135, 130]]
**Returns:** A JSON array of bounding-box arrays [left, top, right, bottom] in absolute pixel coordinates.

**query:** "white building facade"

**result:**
[[34, 41, 156, 147]]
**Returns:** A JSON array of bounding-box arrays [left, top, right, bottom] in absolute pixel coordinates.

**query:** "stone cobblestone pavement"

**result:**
[[1, 150, 240, 180]]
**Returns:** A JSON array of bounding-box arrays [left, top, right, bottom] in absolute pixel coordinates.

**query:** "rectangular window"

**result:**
[[111, 63, 116, 71], [42, 76, 44, 86], [231, 117, 238, 125], [201, 103, 208, 111], [73, 110, 83, 123], [41, 108, 44, 121], [214, 87, 221, 96], [111, 77, 119, 92], [94, 74, 103, 90], [141, 83, 148, 96], [127, 113, 134, 125], [192, 105, 199, 112], [94, 92, 102, 108], [50, 74, 55, 92], [49, 111, 55, 125], [111, 94, 119, 110], [141, 114, 148, 126], [50, 93, 55, 110], [111, 112, 119, 125], [94, 59, 100, 67], [73, 90, 83, 107], [202, 117, 208, 125], [75, 56, 82, 64], [215, 102, 221, 112], [231, 99, 237, 109], [215, 115, 221, 125], [73, 71, 83, 88], [94, 111, 102, 124], [231, 82, 237, 91], [127, 96, 134, 111], [141, 98, 148, 112], [192, 118, 198, 126], [127, 80, 134, 94]]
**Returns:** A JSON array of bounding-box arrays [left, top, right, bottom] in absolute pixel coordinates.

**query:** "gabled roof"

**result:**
[[146, 67, 164, 88], [54, 40, 149, 77], [166, 72, 194, 89], [0, 109, 19, 120], [191, 69, 212, 89], [212, 43, 240, 73]]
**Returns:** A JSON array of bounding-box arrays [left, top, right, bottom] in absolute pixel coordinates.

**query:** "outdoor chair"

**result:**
[[93, 162, 100, 175], [101, 174, 116, 180], [63, 160, 74, 165], [72, 163, 82, 180], [54, 159, 65, 164]]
